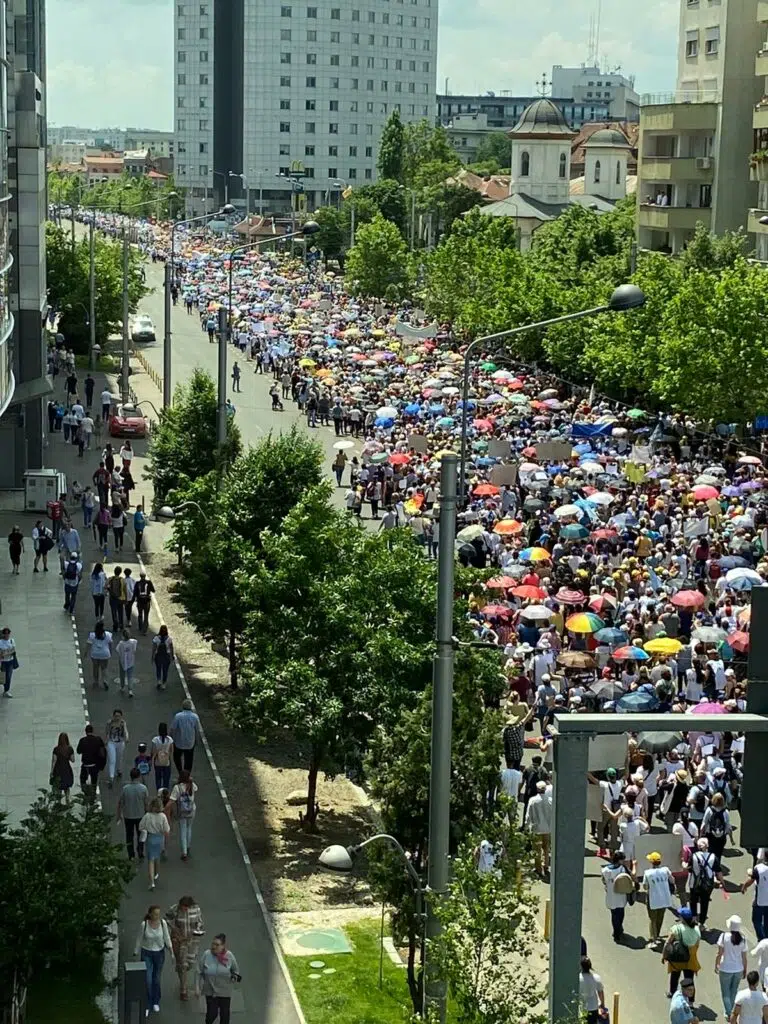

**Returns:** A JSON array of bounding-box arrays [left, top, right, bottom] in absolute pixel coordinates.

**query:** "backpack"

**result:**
[[154, 739, 170, 767], [694, 787, 707, 813], [664, 925, 691, 964], [690, 851, 715, 894], [137, 758, 151, 777], [707, 808, 727, 839], [178, 788, 195, 818], [64, 560, 79, 581]]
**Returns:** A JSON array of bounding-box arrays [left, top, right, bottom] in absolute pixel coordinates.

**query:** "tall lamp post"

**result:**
[[163, 204, 236, 408], [422, 284, 647, 1024], [457, 283, 647, 506], [219, 220, 320, 451]]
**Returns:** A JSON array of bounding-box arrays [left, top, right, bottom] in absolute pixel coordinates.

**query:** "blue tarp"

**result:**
[[570, 423, 613, 439]]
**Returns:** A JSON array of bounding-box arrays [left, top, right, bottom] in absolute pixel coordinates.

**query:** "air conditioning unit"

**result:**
[[696, 157, 712, 169]]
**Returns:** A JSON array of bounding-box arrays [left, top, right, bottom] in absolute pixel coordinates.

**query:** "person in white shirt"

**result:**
[[716, 915, 748, 1019], [731, 970, 768, 1023], [619, 807, 648, 873], [116, 629, 138, 697], [527, 781, 552, 875], [602, 851, 630, 941], [643, 851, 674, 943], [134, 904, 175, 1014], [578, 957, 605, 1023], [101, 388, 113, 420]]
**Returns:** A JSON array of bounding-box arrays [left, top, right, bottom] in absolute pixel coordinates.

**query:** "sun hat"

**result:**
[[726, 915, 742, 931]]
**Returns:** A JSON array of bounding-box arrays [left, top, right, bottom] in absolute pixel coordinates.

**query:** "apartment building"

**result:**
[[636, 0, 762, 253], [438, 92, 611, 134], [550, 65, 640, 121], [174, 0, 438, 216], [124, 129, 175, 161], [749, 1, 768, 257]]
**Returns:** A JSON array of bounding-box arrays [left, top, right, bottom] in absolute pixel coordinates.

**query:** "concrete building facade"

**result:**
[[550, 65, 640, 122], [438, 91, 611, 134], [175, 0, 438, 216], [636, 0, 762, 253], [749, 1, 768, 258]]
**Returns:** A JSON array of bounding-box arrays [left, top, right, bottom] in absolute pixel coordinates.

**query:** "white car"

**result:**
[[131, 314, 156, 344]]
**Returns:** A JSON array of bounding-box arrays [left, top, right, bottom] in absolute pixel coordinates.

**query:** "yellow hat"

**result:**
[[646, 851, 662, 864]]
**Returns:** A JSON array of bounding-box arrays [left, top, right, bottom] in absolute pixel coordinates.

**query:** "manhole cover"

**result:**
[[284, 927, 353, 956], [309, 961, 326, 969]]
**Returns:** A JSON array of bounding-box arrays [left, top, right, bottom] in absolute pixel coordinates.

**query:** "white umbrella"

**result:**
[[695, 474, 720, 486], [580, 461, 603, 475], [377, 405, 398, 419], [519, 605, 553, 621], [519, 462, 540, 474], [725, 568, 763, 584], [457, 524, 485, 543], [442, 386, 460, 396], [333, 439, 355, 450], [586, 492, 616, 506], [611, 427, 628, 438], [704, 465, 726, 476], [554, 504, 581, 519], [538, 388, 558, 398]]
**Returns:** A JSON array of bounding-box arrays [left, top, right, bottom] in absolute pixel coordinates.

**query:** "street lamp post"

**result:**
[[163, 204, 236, 408], [88, 217, 96, 370], [213, 170, 234, 207], [457, 284, 647, 505]]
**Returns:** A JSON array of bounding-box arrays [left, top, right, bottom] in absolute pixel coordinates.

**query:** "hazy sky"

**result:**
[[46, 0, 678, 129]]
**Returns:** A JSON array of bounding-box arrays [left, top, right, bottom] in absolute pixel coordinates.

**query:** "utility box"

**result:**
[[23, 469, 66, 512]]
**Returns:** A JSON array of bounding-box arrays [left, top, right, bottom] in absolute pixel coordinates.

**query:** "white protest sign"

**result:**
[[635, 832, 683, 878], [488, 438, 512, 459], [683, 518, 709, 540], [407, 433, 429, 454], [536, 441, 574, 463], [490, 464, 518, 487], [588, 735, 628, 773]]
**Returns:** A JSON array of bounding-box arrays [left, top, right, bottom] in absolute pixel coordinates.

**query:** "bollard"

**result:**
[[543, 898, 551, 940], [612, 991, 619, 1024]]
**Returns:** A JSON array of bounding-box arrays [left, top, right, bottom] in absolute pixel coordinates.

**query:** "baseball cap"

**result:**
[[606, 767, 617, 778], [646, 851, 662, 864]]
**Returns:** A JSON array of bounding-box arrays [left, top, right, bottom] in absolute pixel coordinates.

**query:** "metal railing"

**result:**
[[642, 90, 720, 105]]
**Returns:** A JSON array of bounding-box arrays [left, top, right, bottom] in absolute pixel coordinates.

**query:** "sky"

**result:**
[[46, 0, 678, 129]]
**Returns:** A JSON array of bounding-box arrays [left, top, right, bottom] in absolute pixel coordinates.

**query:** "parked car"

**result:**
[[131, 314, 156, 344], [108, 404, 147, 439]]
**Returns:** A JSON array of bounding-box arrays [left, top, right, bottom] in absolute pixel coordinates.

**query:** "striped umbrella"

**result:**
[[566, 612, 605, 634]]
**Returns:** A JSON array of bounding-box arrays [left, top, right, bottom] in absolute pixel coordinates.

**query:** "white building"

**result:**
[[583, 128, 632, 202], [124, 129, 175, 160], [174, 0, 438, 216], [550, 65, 640, 122], [636, 0, 762, 254]]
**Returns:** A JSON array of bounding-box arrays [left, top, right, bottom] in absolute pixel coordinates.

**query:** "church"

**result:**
[[476, 97, 633, 250]]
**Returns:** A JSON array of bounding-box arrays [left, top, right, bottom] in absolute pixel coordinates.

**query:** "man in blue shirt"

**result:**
[[170, 698, 201, 772], [670, 979, 699, 1024]]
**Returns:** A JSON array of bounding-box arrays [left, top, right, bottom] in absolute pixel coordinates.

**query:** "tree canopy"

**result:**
[[378, 110, 405, 182], [346, 213, 411, 300], [49, 170, 183, 220]]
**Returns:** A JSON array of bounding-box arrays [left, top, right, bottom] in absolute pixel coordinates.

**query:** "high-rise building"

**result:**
[[749, 2, 768, 257], [636, 0, 762, 254], [174, 0, 438, 216], [550, 65, 640, 122], [0, 0, 49, 486]]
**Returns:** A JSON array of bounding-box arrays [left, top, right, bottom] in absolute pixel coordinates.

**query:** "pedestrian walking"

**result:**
[[170, 699, 201, 773], [62, 552, 82, 612], [133, 507, 147, 552], [111, 501, 126, 551], [688, 838, 718, 925], [49, 731, 75, 805], [124, 568, 136, 624], [7, 525, 23, 574], [107, 566, 126, 630], [87, 621, 113, 689], [0, 627, 17, 697], [31, 520, 53, 572], [139, 797, 171, 890], [117, 767, 149, 860], [700, 791, 732, 873], [669, 978, 698, 1024], [116, 629, 138, 697], [76, 723, 106, 795], [169, 770, 198, 861], [578, 957, 606, 1024], [643, 851, 676, 946], [119, 440, 133, 470], [166, 896, 205, 1001], [526, 780, 552, 876], [81, 487, 95, 526], [84, 372, 95, 410], [151, 625, 174, 690], [105, 708, 128, 788], [57, 522, 81, 575], [90, 562, 107, 620], [743, 854, 768, 942], [731, 970, 768, 1024], [151, 723, 174, 792], [231, 362, 241, 392], [662, 906, 701, 998], [196, 934, 241, 1024], [716, 914, 748, 1019], [95, 503, 111, 558], [135, 571, 155, 634], [601, 851, 632, 942], [101, 388, 112, 421], [134, 904, 175, 1012]]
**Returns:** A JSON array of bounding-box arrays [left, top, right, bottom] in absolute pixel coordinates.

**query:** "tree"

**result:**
[[403, 121, 460, 188], [233, 485, 437, 827], [378, 109, 406, 182], [311, 204, 348, 263], [347, 179, 408, 235], [473, 131, 512, 171], [0, 795, 131, 989], [45, 222, 148, 354], [346, 213, 411, 299], [145, 368, 241, 505]]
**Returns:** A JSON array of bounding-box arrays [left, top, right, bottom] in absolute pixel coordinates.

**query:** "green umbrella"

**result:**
[[405, 354, 420, 365], [472, 439, 489, 451], [370, 452, 389, 464], [627, 408, 646, 419], [481, 362, 497, 371]]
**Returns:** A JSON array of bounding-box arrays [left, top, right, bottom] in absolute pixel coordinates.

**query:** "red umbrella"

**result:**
[[591, 528, 618, 540], [473, 418, 494, 432], [474, 483, 500, 496], [511, 584, 547, 600], [671, 590, 706, 609], [726, 630, 750, 653], [589, 594, 618, 615], [486, 576, 517, 590], [482, 604, 513, 618], [691, 485, 719, 501], [522, 446, 537, 458], [389, 453, 411, 466], [556, 588, 586, 605]]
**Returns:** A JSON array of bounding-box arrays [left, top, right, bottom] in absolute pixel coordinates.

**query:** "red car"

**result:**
[[109, 403, 147, 439]]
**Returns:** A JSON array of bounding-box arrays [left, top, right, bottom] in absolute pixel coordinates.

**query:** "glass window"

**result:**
[[331, 77, 340, 88], [331, 30, 340, 42], [177, 118, 186, 130], [306, 98, 316, 110], [382, 37, 389, 48], [558, 152, 566, 178], [351, 78, 359, 89], [177, 27, 185, 39], [306, 5, 317, 14], [281, 99, 291, 110], [177, 73, 186, 85], [280, 122, 291, 132], [281, 52, 291, 63], [199, 26, 208, 38], [304, 167, 314, 178], [366, 101, 374, 111], [306, 28, 316, 39], [350, 123, 358, 134], [422, 61, 429, 72], [199, 73, 209, 84], [369, 10, 375, 19], [395, 59, 402, 69], [352, 8, 360, 19], [305, 145, 315, 155], [329, 123, 339, 133], [394, 81, 401, 92], [366, 123, 373, 134], [616, 160, 621, 184], [329, 145, 338, 155], [349, 168, 357, 179], [330, 99, 339, 110], [279, 166, 290, 175], [365, 168, 372, 180], [367, 56, 375, 67], [281, 4, 292, 13], [178, 4, 185, 14], [177, 50, 186, 62], [199, 142, 208, 153], [199, 119, 208, 129], [365, 146, 372, 157], [408, 59, 415, 69], [280, 75, 291, 86], [330, 54, 340, 65], [198, 96, 207, 107], [520, 150, 530, 176], [306, 122, 316, 133], [328, 166, 337, 176], [306, 76, 316, 87], [349, 145, 357, 156], [281, 28, 292, 40], [352, 32, 359, 43], [367, 79, 374, 90], [331, 6, 341, 16], [351, 55, 359, 66], [279, 143, 290, 155], [350, 101, 358, 111], [306, 53, 317, 63], [200, 3, 208, 13], [594, 159, 601, 183], [368, 33, 375, 43], [177, 96, 185, 108], [381, 80, 388, 91], [383, 12, 389, 22]]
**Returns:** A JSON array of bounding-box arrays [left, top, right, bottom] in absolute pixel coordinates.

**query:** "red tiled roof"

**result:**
[[448, 168, 510, 202], [570, 121, 639, 168]]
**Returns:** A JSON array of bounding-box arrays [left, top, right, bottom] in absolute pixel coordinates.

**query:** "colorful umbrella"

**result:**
[[473, 483, 500, 497], [644, 637, 683, 655], [511, 585, 547, 600], [691, 485, 719, 501], [482, 604, 513, 619], [389, 453, 411, 467], [612, 645, 650, 661], [690, 701, 730, 716], [519, 547, 551, 562], [566, 612, 605, 633], [726, 630, 750, 653], [493, 519, 525, 536], [591, 528, 619, 541], [589, 594, 618, 615], [671, 590, 706, 609], [556, 588, 586, 605]]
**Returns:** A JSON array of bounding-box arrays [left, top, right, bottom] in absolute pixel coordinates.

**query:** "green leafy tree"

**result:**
[[46, 222, 148, 354], [403, 121, 460, 187], [0, 795, 131, 989], [346, 213, 411, 299], [378, 109, 406, 182], [473, 131, 512, 171], [347, 179, 408, 234], [233, 485, 437, 827], [311, 205, 348, 263], [145, 368, 241, 505]]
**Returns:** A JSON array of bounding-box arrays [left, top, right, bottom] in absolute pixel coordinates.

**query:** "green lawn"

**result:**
[[285, 919, 415, 1024], [26, 963, 107, 1024]]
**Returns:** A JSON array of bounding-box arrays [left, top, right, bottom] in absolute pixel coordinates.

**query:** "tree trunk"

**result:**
[[304, 752, 320, 831], [228, 630, 238, 690]]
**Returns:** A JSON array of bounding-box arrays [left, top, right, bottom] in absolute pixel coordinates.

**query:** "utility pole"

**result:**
[[423, 453, 458, 1023], [163, 260, 172, 407], [350, 203, 356, 248], [410, 190, 416, 251], [121, 229, 130, 404], [88, 218, 96, 370], [216, 306, 229, 458]]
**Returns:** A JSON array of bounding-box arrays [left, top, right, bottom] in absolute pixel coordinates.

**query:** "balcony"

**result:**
[[638, 204, 712, 231], [748, 209, 768, 233], [760, 0, 768, 22], [640, 99, 719, 133], [758, 49, 768, 77], [639, 156, 714, 182], [755, 103, 768, 130]]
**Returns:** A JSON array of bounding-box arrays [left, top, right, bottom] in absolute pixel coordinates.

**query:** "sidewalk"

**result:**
[[42, 366, 303, 1024], [0, 512, 84, 823]]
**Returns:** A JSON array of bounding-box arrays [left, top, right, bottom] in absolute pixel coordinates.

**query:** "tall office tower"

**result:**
[[0, 0, 49, 485], [636, 0, 762, 254], [174, 0, 438, 217]]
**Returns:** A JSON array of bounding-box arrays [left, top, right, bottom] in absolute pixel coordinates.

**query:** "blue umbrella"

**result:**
[[475, 457, 495, 467], [729, 576, 762, 591], [436, 416, 455, 428], [595, 627, 628, 646], [573, 443, 592, 455], [560, 523, 589, 540], [617, 691, 659, 713], [404, 403, 421, 415], [428, 404, 445, 416], [374, 416, 394, 428], [718, 555, 749, 570], [456, 400, 476, 411]]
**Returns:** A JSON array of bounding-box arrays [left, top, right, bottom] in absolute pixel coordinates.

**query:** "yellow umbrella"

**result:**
[[299, 357, 316, 368], [316, 368, 333, 377], [644, 637, 683, 655], [434, 449, 456, 458], [344, 327, 361, 338], [371, 328, 386, 338]]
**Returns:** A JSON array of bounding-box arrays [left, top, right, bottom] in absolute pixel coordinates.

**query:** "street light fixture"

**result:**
[[155, 500, 209, 524], [163, 203, 236, 408]]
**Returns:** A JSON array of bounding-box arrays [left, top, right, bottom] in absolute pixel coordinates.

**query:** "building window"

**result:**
[[520, 150, 530, 176], [594, 159, 601, 183], [199, 73, 209, 85], [408, 81, 415, 93], [200, 3, 208, 13], [330, 99, 339, 110], [177, 119, 186, 131], [307, 53, 316, 64], [281, 4, 292, 13], [279, 143, 291, 155], [199, 119, 208, 129], [200, 50, 208, 60], [350, 123, 358, 134], [367, 101, 374, 112], [705, 27, 720, 54], [281, 75, 292, 86], [177, 96, 185, 108], [409, 59, 416, 70], [331, 77, 340, 88], [177, 50, 186, 62], [178, 4, 185, 14], [349, 145, 357, 156], [685, 32, 699, 57], [369, 10, 376, 19], [349, 168, 357, 179], [306, 76, 316, 87], [352, 8, 360, 19], [352, 32, 359, 43], [368, 34, 375, 44], [199, 142, 208, 153], [199, 165, 208, 176], [396, 36, 402, 47], [381, 80, 388, 91], [199, 96, 207, 107], [306, 29, 316, 40], [367, 79, 374, 90], [382, 39, 389, 49], [177, 142, 186, 154], [279, 166, 290, 176], [306, 5, 317, 14], [331, 6, 341, 16], [365, 145, 373, 157], [331, 30, 340, 41], [365, 168, 372, 180], [177, 73, 186, 85], [616, 160, 621, 184], [305, 145, 315, 155], [395, 59, 402, 69], [280, 122, 291, 132], [281, 28, 292, 39], [304, 167, 314, 178], [422, 61, 429, 72], [306, 98, 316, 110], [367, 56, 375, 68], [394, 81, 401, 92], [281, 99, 291, 109], [329, 145, 338, 156], [410, 14, 417, 24], [306, 122, 316, 133], [199, 26, 208, 38], [351, 78, 358, 89], [383, 12, 389, 22], [351, 55, 359, 66], [330, 54, 340, 65], [329, 123, 339, 133], [328, 167, 337, 177], [350, 100, 358, 111], [366, 123, 373, 135], [422, 39, 429, 49], [559, 152, 566, 178]]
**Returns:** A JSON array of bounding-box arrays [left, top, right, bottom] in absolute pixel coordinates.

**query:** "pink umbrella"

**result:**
[[690, 702, 729, 715]]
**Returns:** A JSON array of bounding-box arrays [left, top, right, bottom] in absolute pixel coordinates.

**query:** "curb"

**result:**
[[136, 552, 307, 1024], [134, 349, 164, 393]]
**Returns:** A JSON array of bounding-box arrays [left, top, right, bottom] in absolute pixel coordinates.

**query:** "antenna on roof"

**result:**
[[536, 73, 550, 97], [587, 0, 602, 67]]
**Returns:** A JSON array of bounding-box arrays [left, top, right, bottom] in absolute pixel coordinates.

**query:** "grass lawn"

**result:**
[[285, 918, 415, 1024], [26, 962, 107, 1024]]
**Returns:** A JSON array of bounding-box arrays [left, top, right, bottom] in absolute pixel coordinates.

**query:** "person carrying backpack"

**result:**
[[687, 838, 718, 925], [62, 552, 82, 613], [700, 791, 732, 872], [169, 770, 198, 861]]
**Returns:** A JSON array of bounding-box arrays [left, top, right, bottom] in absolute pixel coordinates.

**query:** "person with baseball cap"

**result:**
[[643, 851, 675, 945]]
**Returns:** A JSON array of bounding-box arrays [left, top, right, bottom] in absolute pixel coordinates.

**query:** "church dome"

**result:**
[[584, 128, 631, 148], [508, 98, 575, 138]]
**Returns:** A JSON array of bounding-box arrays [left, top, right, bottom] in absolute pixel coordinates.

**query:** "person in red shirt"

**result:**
[[47, 496, 64, 540]]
